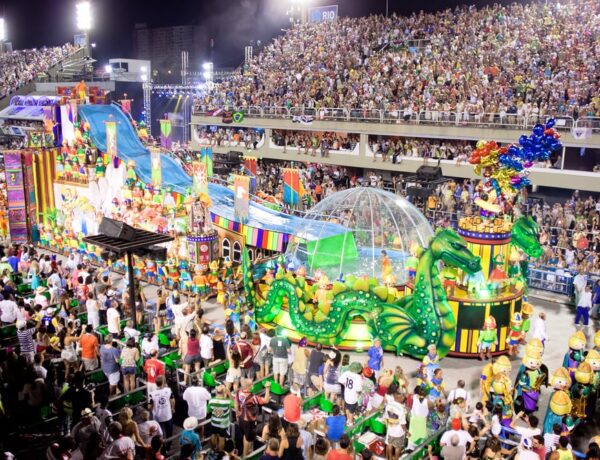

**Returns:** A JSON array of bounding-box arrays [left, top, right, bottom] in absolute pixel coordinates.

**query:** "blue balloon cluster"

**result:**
[[515, 119, 562, 163]]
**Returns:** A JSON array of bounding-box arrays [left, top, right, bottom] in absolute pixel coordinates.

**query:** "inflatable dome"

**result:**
[[285, 187, 434, 284]]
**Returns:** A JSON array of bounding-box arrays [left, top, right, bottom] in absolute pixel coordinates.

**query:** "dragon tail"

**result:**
[[374, 304, 427, 356]]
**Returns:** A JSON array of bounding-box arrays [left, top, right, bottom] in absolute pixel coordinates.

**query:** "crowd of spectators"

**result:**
[[369, 137, 474, 164], [195, 0, 600, 123], [0, 240, 599, 460], [195, 126, 264, 149], [272, 130, 359, 156], [0, 44, 77, 98]]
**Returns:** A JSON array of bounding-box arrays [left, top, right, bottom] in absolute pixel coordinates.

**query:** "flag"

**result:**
[[150, 147, 162, 187], [60, 105, 75, 144], [243, 156, 257, 176], [572, 127, 591, 140], [283, 168, 300, 206], [201, 147, 213, 177], [234, 174, 250, 222], [159, 119, 172, 149], [192, 161, 208, 195], [69, 99, 78, 124], [105, 121, 117, 163], [121, 98, 132, 115]]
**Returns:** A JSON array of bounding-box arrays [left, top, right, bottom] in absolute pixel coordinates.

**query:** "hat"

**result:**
[[106, 289, 116, 297], [35, 286, 47, 294], [16, 320, 26, 330], [81, 408, 93, 418], [521, 438, 532, 449], [290, 384, 302, 396], [362, 367, 374, 378], [299, 337, 308, 347], [183, 416, 199, 430], [349, 362, 363, 374], [45, 307, 56, 315], [451, 418, 461, 430], [328, 351, 336, 360]]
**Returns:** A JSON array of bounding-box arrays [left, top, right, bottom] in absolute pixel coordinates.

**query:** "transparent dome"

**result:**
[[285, 187, 434, 284]]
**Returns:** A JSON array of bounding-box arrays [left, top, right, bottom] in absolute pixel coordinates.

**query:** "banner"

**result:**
[[150, 147, 162, 188], [69, 99, 78, 125], [32, 148, 57, 222], [572, 127, 592, 140], [121, 98, 132, 115], [192, 161, 208, 195], [4, 151, 36, 243], [243, 156, 257, 176], [200, 147, 213, 177], [283, 168, 300, 206], [234, 174, 250, 222], [160, 119, 172, 149], [105, 121, 117, 163], [60, 104, 75, 145]]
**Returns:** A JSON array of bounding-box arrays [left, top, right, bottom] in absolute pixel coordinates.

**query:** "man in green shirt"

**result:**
[[269, 334, 291, 386], [208, 385, 232, 449]]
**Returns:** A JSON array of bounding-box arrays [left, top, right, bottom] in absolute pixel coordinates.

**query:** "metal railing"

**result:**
[[193, 104, 594, 133]]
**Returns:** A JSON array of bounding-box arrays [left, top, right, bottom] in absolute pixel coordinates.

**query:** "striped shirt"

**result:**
[[208, 397, 231, 429], [17, 328, 35, 353]]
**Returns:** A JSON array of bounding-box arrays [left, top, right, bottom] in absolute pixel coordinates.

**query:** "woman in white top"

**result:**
[[86, 292, 100, 329], [408, 386, 430, 449]]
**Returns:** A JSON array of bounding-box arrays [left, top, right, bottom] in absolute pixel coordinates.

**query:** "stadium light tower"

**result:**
[[0, 18, 6, 43], [76, 1, 92, 55]]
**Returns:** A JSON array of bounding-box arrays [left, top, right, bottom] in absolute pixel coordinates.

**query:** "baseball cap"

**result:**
[[522, 438, 532, 449]]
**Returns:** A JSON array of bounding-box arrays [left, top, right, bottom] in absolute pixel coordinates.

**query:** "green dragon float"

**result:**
[[244, 228, 481, 359], [244, 215, 541, 360]]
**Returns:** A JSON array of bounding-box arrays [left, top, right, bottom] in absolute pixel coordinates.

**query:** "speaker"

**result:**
[[99, 217, 136, 241], [407, 186, 431, 199], [416, 165, 442, 182]]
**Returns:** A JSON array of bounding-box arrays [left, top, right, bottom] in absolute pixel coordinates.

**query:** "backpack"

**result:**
[[240, 393, 260, 420]]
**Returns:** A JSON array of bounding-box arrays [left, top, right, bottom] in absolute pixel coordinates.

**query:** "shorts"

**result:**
[[184, 354, 202, 365], [211, 426, 229, 438], [239, 419, 257, 442], [324, 383, 341, 394], [479, 341, 493, 350], [82, 358, 98, 371], [106, 371, 120, 386], [388, 435, 405, 449], [273, 357, 288, 375], [345, 402, 359, 414], [293, 371, 307, 386], [122, 366, 137, 375], [226, 368, 241, 384]]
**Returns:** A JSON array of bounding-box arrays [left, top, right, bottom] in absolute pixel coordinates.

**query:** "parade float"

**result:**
[[245, 121, 561, 360]]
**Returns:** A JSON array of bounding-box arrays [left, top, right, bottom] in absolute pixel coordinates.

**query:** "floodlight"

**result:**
[[104, 64, 112, 73], [0, 18, 6, 42], [76, 2, 92, 31], [202, 62, 213, 70]]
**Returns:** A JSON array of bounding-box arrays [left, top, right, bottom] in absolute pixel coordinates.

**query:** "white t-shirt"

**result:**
[[124, 327, 141, 341], [440, 429, 473, 447], [448, 388, 471, 406], [0, 300, 19, 323], [338, 371, 363, 404], [139, 420, 162, 446], [142, 336, 159, 356], [107, 308, 120, 334], [150, 387, 173, 422], [515, 426, 541, 444], [200, 334, 213, 360], [100, 435, 135, 460], [183, 385, 212, 419]]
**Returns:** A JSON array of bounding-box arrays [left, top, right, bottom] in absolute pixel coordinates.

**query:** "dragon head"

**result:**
[[430, 228, 481, 274], [511, 216, 542, 258]]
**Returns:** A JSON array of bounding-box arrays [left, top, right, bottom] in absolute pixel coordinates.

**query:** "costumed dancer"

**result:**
[[380, 250, 392, 282], [514, 339, 548, 415], [489, 373, 514, 427], [208, 260, 220, 292], [543, 390, 572, 435], [193, 265, 208, 298], [488, 255, 508, 296], [520, 301, 534, 343], [478, 315, 498, 361], [481, 356, 511, 403], [563, 331, 586, 380], [570, 362, 593, 421], [422, 344, 440, 381], [584, 350, 600, 416], [507, 312, 523, 356]]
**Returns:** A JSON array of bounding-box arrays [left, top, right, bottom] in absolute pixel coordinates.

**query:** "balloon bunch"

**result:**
[[470, 119, 562, 199]]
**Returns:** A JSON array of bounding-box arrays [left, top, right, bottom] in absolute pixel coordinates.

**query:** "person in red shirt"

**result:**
[[326, 434, 353, 460], [143, 349, 165, 394], [236, 331, 256, 380], [283, 384, 302, 425]]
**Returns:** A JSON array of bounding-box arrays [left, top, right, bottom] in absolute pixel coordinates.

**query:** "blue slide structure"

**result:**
[[79, 104, 345, 239]]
